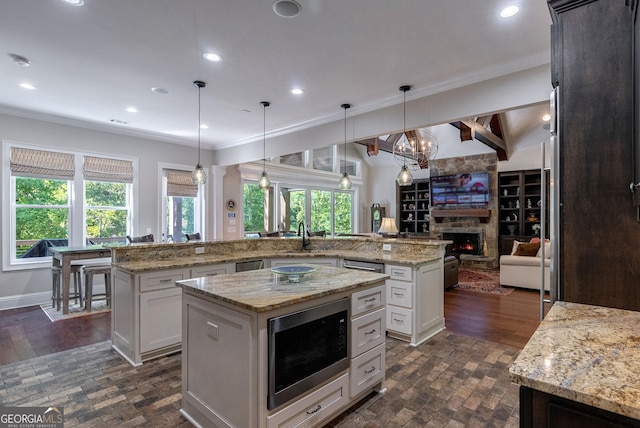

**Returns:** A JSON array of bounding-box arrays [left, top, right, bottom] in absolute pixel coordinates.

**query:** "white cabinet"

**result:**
[[349, 285, 385, 398], [112, 263, 234, 366], [385, 261, 444, 346]]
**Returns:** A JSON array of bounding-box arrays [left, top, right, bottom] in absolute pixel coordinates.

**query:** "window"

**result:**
[[280, 152, 305, 168], [312, 147, 333, 172], [279, 186, 353, 236], [3, 143, 135, 269], [243, 183, 277, 234], [162, 169, 203, 243]]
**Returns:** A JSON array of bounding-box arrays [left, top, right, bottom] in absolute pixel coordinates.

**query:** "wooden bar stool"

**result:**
[[52, 264, 83, 311], [83, 264, 112, 312]]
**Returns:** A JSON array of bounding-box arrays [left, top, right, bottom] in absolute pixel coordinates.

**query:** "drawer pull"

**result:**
[[364, 329, 376, 335], [306, 405, 321, 415], [364, 366, 376, 374], [206, 273, 219, 276], [159, 279, 173, 283], [393, 318, 404, 323], [393, 292, 404, 297], [364, 297, 376, 303]]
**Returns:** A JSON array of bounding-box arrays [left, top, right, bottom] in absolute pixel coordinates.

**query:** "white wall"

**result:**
[[0, 113, 209, 309]]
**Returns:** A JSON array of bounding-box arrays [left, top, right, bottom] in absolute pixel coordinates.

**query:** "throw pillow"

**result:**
[[513, 241, 540, 257], [536, 241, 551, 259]]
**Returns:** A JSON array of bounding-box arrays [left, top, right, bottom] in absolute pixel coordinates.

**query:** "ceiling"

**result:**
[[0, 0, 552, 155]]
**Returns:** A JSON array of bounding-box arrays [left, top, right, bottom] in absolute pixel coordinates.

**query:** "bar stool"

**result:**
[[83, 264, 112, 312], [51, 264, 83, 311]]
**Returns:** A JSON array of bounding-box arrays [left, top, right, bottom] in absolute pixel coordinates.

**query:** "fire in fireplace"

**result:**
[[442, 232, 482, 256]]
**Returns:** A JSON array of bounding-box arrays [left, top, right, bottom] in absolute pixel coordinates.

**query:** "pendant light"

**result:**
[[258, 101, 271, 190], [396, 85, 413, 186], [191, 80, 207, 184], [338, 103, 352, 190]]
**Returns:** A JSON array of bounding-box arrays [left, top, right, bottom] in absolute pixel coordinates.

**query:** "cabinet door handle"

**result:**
[[159, 278, 173, 283], [306, 405, 321, 415], [393, 318, 404, 323], [364, 297, 376, 303], [364, 329, 376, 335], [364, 366, 376, 374], [205, 273, 219, 276], [393, 292, 404, 297]]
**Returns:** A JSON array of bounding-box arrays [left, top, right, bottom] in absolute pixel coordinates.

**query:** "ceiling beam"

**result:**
[[450, 115, 508, 161]]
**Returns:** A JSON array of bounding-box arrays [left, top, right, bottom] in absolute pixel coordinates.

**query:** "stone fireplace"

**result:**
[[441, 228, 483, 256], [428, 153, 498, 269]]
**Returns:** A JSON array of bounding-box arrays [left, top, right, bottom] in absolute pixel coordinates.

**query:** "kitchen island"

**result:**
[[176, 264, 389, 428], [509, 301, 640, 426], [110, 237, 449, 365]]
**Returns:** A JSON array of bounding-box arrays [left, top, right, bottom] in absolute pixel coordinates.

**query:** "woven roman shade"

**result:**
[[10, 147, 75, 179], [83, 156, 134, 183], [166, 169, 198, 197]]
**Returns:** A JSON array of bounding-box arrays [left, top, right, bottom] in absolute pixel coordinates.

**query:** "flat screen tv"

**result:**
[[430, 172, 490, 207]]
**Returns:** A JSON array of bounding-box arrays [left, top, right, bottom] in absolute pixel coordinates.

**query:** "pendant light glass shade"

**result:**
[[339, 103, 352, 190], [396, 85, 413, 186], [192, 80, 207, 184], [259, 101, 271, 190]]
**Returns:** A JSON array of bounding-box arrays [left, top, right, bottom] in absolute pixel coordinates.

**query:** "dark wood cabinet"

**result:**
[[549, 0, 640, 310], [519, 387, 639, 428], [498, 170, 549, 255], [396, 180, 430, 236]]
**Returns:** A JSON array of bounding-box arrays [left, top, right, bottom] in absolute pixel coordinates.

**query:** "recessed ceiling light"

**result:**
[[291, 88, 305, 95], [19, 82, 37, 90], [203, 52, 223, 62], [126, 107, 138, 113], [9, 53, 31, 67], [542, 114, 551, 121], [63, 0, 84, 6], [273, 0, 301, 18], [500, 5, 520, 18], [151, 87, 170, 95]]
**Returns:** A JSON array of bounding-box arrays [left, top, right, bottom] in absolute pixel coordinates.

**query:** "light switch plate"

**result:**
[[195, 247, 205, 254], [383, 244, 392, 252]]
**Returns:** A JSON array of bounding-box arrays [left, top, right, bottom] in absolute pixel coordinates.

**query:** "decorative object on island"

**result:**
[[191, 80, 207, 184], [378, 217, 398, 236], [258, 101, 271, 189], [395, 85, 413, 186], [338, 103, 352, 190]]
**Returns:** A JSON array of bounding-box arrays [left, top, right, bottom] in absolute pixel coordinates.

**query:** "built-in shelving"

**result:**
[[396, 179, 430, 235]]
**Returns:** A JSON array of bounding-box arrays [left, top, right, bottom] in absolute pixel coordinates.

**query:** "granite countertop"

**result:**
[[509, 301, 640, 420], [175, 264, 389, 312], [112, 248, 440, 273]]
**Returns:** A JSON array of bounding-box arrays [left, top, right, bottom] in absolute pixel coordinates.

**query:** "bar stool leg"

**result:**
[[85, 271, 94, 312], [105, 272, 112, 308]]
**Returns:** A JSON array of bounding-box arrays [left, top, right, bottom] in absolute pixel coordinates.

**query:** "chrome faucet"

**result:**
[[298, 222, 311, 250]]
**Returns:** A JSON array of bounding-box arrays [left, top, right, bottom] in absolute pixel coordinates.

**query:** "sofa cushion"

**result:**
[[501, 255, 550, 267], [513, 241, 540, 256], [535, 241, 551, 259]]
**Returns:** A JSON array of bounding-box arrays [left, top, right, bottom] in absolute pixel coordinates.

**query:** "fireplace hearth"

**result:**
[[443, 231, 482, 256]]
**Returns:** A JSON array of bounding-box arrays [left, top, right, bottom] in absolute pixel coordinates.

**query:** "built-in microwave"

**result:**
[[267, 298, 350, 410]]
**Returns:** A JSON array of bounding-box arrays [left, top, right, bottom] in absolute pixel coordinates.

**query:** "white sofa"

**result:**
[[500, 241, 550, 291]]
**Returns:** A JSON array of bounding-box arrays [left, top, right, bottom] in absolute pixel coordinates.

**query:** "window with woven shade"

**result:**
[[162, 168, 202, 243]]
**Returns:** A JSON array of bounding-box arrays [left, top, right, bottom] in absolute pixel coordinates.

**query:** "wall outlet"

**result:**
[[382, 244, 392, 252], [195, 247, 205, 254]]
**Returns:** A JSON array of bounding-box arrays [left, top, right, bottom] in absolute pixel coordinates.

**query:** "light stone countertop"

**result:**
[[509, 301, 640, 420], [111, 248, 441, 273], [175, 264, 389, 312]]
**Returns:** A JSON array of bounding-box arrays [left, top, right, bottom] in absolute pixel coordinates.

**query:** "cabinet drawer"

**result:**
[[386, 280, 412, 308], [385, 264, 413, 282], [386, 305, 413, 335], [267, 372, 349, 428], [190, 263, 234, 278], [351, 307, 385, 357], [139, 269, 189, 292], [351, 285, 385, 317], [350, 343, 385, 398]]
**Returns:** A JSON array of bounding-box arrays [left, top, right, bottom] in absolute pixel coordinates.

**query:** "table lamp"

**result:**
[[378, 217, 398, 237]]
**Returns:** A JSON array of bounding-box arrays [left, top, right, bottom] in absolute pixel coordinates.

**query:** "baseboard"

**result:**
[[0, 291, 50, 311]]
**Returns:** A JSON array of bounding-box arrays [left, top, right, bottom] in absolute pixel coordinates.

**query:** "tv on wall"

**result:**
[[430, 172, 490, 207]]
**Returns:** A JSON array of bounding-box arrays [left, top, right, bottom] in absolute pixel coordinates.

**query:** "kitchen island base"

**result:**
[[178, 266, 387, 428]]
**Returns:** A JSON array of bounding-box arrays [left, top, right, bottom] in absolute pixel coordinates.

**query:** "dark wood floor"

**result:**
[[0, 286, 546, 367]]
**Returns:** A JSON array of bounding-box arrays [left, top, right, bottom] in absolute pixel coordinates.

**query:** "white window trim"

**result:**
[[158, 162, 206, 243], [2, 140, 138, 271]]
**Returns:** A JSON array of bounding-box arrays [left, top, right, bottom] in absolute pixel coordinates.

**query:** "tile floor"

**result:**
[[0, 331, 520, 427]]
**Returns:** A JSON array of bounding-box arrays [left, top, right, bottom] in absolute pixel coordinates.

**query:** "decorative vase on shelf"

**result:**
[[507, 225, 517, 236]]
